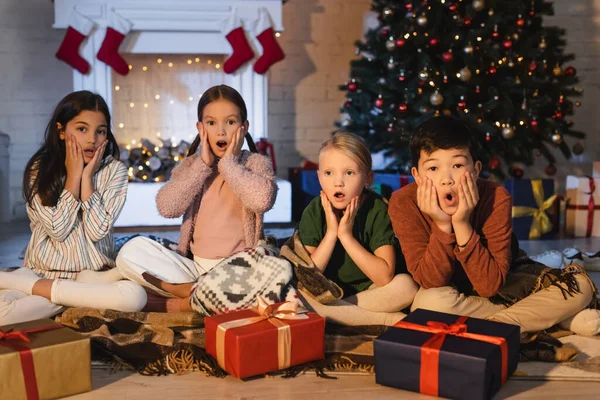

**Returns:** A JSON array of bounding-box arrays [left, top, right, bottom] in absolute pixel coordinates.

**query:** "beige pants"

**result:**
[[410, 274, 594, 334]]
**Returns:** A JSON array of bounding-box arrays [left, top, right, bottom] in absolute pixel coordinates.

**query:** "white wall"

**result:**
[[1, 0, 599, 221]]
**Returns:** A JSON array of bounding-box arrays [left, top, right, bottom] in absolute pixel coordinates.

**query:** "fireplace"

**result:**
[[52, 0, 291, 225]]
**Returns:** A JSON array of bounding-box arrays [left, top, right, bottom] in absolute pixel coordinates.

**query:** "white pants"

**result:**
[[0, 267, 147, 326], [116, 236, 223, 298], [410, 274, 594, 334]]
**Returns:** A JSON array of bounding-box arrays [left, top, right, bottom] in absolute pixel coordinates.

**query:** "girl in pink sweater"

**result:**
[[116, 85, 295, 314]]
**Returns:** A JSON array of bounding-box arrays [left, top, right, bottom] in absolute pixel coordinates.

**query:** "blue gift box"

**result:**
[[503, 179, 559, 241], [289, 169, 414, 221], [374, 309, 520, 400]]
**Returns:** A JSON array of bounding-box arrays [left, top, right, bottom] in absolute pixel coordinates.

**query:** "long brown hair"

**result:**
[[22, 91, 119, 207], [187, 85, 257, 156]]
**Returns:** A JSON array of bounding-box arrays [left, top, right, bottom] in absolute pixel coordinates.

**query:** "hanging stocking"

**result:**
[[97, 9, 133, 76], [55, 9, 95, 74], [222, 9, 255, 74], [253, 8, 285, 74]]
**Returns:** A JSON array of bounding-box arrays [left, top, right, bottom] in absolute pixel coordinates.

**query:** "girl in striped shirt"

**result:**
[[0, 91, 146, 325]]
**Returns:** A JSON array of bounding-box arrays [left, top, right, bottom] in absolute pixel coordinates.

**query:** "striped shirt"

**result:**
[[24, 156, 128, 279]]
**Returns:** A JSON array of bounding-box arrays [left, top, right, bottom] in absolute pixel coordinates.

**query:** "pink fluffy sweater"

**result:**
[[156, 150, 277, 258]]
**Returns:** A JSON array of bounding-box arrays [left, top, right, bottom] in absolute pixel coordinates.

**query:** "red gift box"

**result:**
[[205, 298, 325, 379]]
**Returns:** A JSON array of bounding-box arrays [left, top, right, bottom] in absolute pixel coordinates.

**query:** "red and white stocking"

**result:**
[[222, 9, 255, 74], [253, 8, 285, 74], [55, 9, 94, 74], [97, 9, 133, 76]]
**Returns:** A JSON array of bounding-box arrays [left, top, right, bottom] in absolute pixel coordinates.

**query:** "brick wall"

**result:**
[[0, 0, 599, 221]]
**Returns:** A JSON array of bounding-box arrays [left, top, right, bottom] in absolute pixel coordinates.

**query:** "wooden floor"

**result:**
[[70, 369, 600, 399]]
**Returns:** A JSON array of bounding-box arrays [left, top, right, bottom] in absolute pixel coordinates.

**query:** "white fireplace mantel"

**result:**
[[53, 0, 284, 139]]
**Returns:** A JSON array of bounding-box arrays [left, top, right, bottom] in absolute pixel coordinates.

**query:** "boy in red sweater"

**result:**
[[389, 116, 598, 336]]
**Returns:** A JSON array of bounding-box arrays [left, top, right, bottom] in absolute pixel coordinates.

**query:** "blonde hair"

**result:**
[[320, 132, 372, 174]]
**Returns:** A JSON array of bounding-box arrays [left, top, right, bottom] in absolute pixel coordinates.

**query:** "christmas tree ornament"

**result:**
[[575, 100, 581, 107], [387, 123, 394, 132], [398, 70, 406, 81], [419, 104, 431, 113], [375, 96, 384, 108], [419, 69, 429, 80], [515, 76, 521, 84], [387, 57, 397, 70], [348, 81, 358, 92], [430, 91, 444, 106], [551, 132, 562, 143], [572, 142, 584, 155], [517, 17, 525, 28], [457, 101, 467, 111], [442, 52, 454, 62], [97, 9, 134, 76], [429, 38, 439, 46], [513, 33, 519, 40], [405, 3, 413, 11], [488, 156, 501, 170], [396, 38, 406, 47], [343, 99, 351, 107], [564, 66, 577, 76], [383, 7, 393, 16], [381, 27, 390, 36], [552, 64, 562, 76], [354, 47, 361, 55], [503, 40, 512, 49], [417, 14, 428, 26], [398, 103, 408, 113], [508, 60, 515, 67], [386, 38, 396, 51], [509, 165, 524, 179], [545, 164, 557, 176], [464, 17, 472, 26], [473, 0, 485, 11], [464, 43, 474, 54], [458, 67, 472, 81], [530, 119, 539, 132], [221, 9, 255, 74], [502, 126, 515, 139], [55, 9, 95, 74], [253, 8, 286, 74], [529, 61, 537, 71], [538, 37, 547, 49]]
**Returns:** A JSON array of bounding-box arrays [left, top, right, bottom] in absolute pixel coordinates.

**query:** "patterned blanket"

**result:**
[[55, 307, 384, 377]]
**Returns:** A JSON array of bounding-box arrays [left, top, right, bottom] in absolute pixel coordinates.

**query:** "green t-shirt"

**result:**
[[298, 190, 403, 296]]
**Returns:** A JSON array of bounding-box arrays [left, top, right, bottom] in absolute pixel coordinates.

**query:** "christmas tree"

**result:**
[[338, 0, 584, 178]]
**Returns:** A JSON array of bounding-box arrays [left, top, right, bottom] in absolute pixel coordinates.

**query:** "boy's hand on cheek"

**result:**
[[452, 172, 479, 225], [415, 175, 452, 232]]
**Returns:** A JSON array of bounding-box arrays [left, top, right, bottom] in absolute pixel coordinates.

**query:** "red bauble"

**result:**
[[348, 82, 358, 92], [529, 61, 537, 71], [516, 18, 525, 27], [489, 67, 497, 74], [418, 80, 426, 86], [553, 111, 563, 119], [475, 86, 481, 94], [406, 3, 413, 11], [492, 32, 499, 38], [396, 39, 406, 47], [564, 66, 577, 76], [375, 98, 384, 108], [509, 165, 524, 179], [399, 75, 406, 82], [449, 5, 457, 11], [464, 17, 472, 26], [545, 164, 557, 176], [530, 11, 535, 16], [457, 101, 467, 110], [398, 103, 408, 113], [503, 40, 512, 49], [381, 29, 389, 36], [530, 119, 539, 132], [344, 100, 351, 107], [485, 135, 492, 142], [429, 38, 439, 46], [442, 52, 454, 62], [387, 125, 394, 132], [488, 156, 501, 170]]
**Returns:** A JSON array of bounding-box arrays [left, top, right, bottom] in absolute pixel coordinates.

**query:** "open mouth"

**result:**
[[443, 191, 457, 207], [84, 149, 95, 158], [216, 141, 227, 150], [332, 191, 345, 201]]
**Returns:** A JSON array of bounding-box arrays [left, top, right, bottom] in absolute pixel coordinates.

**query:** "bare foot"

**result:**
[[31, 279, 54, 299], [142, 272, 194, 298]]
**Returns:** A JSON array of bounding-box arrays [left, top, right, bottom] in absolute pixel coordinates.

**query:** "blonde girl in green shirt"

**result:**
[[297, 132, 418, 326]]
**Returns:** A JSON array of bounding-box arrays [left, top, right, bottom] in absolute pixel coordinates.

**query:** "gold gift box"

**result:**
[[0, 318, 91, 400]]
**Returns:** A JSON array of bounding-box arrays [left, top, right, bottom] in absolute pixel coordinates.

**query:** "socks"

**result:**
[[253, 8, 285, 74], [75, 268, 123, 284], [559, 309, 600, 336], [55, 9, 94, 74], [97, 9, 133, 75], [222, 9, 254, 74], [0, 269, 40, 295], [299, 292, 406, 327]]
